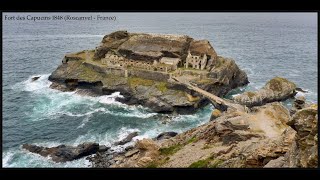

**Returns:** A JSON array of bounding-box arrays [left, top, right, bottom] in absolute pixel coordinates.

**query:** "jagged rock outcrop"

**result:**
[[94, 31, 218, 65], [207, 56, 249, 96], [265, 105, 318, 168], [48, 31, 249, 113], [22, 142, 100, 163], [290, 96, 307, 115], [233, 77, 296, 107], [96, 102, 298, 168]]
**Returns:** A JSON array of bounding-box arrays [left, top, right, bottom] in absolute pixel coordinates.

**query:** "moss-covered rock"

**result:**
[[233, 76, 297, 107]]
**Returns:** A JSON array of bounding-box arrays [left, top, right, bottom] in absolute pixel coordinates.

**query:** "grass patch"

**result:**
[[79, 64, 102, 81], [208, 159, 224, 168], [146, 162, 158, 168], [145, 157, 171, 168], [186, 136, 198, 144], [189, 158, 211, 168], [128, 77, 154, 87], [159, 144, 183, 156], [156, 82, 168, 92], [189, 157, 224, 168]]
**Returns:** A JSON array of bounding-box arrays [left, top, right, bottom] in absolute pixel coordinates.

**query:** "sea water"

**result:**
[[2, 13, 317, 167]]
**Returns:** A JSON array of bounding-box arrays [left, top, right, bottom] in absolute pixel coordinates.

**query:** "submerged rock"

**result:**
[[22, 142, 99, 163], [155, 132, 178, 140], [233, 77, 297, 107], [295, 87, 308, 93], [31, 76, 40, 81], [98, 145, 110, 152]]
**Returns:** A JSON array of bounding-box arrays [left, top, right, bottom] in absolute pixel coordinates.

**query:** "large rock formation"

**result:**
[[94, 31, 218, 65], [91, 102, 296, 168], [84, 75, 317, 168], [48, 31, 248, 113], [233, 77, 296, 107], [92, 99, 317, 168], [265, 105, 318, 168], [22, 142, 100, 163]]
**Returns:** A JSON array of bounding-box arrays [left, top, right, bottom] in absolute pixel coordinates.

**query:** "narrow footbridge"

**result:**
[[172, 77, 244, 112]]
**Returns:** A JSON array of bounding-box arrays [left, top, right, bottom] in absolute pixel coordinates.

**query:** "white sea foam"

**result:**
[[11, 74, 51, 92], [12, 75, 158, 122], [97, 92, 124, 105], [117, 127, 141, 141], [296, 91, 306, 97], [64, 107, 107, 117], [77, 115, 92, 129], [3, 148, 91, 168], [2, 151, 15, 167], [72, 132, 113, 147]]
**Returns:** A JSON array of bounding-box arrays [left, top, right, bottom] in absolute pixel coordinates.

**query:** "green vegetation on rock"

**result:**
[[267, 77, 296, 91], [79, 64, 102, 82], [128, 77, 154, 87], [209, 159, 224, 168], [214, 57, 226, 68], [159, 144, 183, 156], [189, 158, 211, 168], [146, 162, 158, 168], [156, 82, 168, 92], [186, 136, 198, 144], [189, 156, 224, 168]]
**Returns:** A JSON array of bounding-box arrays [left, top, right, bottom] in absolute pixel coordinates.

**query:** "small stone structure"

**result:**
[[62, 54, 84, 64], [185, 51, 207, 70], [159, 57, 180, 71], [101, 52, 180, 73]]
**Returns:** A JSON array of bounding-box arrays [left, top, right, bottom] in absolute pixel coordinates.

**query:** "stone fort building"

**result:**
[[101, 50, 209, 73], [185, 51, 208, 70]]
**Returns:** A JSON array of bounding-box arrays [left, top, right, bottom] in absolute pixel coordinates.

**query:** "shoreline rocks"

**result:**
[[22, 142, 100, 163], [114, 132, 139, 146], [265, 105, 318, 168], [98, 97, 317, 168], [155, 132, 178, 141]]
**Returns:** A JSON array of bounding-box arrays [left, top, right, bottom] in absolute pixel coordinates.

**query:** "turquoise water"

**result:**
[[2, 13, 317, 167]]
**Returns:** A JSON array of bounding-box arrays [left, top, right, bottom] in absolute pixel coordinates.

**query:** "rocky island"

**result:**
[[48, 30, 248, 113], [23, 31, 317, 168]]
